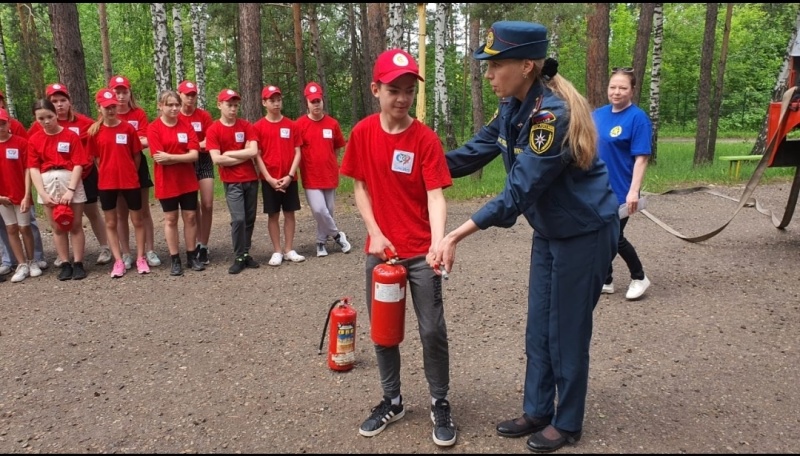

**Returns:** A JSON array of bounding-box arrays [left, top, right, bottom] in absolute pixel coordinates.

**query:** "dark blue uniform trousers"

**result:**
[[523, 219, 619, 433]]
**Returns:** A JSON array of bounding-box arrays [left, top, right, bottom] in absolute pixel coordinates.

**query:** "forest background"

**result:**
[[1, 3, 799, 172]]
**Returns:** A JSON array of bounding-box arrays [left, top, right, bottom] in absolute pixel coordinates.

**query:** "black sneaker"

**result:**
[[243, 254, 260, 269], [187, 251, 205, 272], [228, 256, 246, 274], [431, 398, 457, 446], [170, 257, 184, 276], [72, 262, 87, 280], [197, 246, 209, 265], [58, 263, 73, 281], [359, 396, 405, 437]]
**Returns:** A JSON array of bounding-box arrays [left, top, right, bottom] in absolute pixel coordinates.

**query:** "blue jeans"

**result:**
[[0, 207, 45, 266]]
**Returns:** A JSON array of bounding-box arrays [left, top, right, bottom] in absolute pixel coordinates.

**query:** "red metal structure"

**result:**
[[766, 51, 800, 167]]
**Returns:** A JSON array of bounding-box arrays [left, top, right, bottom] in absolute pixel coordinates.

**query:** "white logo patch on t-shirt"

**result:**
[[391, 150, 414, 174], [128, 121, 139, 130], [235, 132, 245, 143], [57, 142, 71, 153], [116, 134, 128, 144], [280, 128, 290, 139], [192, 122, 202, 132], [177, 133, 188, 143], [6, 148, 19, 159], [322, 129, 333, 139], [69, 127, 80, 136]]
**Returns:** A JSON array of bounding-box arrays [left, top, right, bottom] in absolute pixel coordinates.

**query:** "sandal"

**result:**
[[268, 252, 284, 266]]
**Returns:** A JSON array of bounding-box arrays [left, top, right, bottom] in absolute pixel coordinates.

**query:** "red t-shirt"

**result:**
[[205, 119, 259, 183], [252, 116, 302, 179], [147, 118, 200, 199], [180, 108, 214, 148], [117, 107, 150, 139], [27, 128, 90, 174], [9, 118, 28, 139], [340, 114, 452, 258], [87, 121, 142, 190], [296, 114, 346, 189], [0, 135, 29, 204], [29, 113, 96, 177]]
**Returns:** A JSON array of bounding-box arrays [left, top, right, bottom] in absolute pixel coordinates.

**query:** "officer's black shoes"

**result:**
[[525, 425, 581, 453], [496, 413, 551, 438]]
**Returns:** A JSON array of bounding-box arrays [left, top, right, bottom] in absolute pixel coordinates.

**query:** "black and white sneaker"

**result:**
[[431, 398, 457, 446], [359, 396, 405, 437]]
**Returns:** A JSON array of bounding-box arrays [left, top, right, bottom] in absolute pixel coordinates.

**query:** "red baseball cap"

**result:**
[[46, 83, 70, 98], [0, 108, 9, 122], [261, 85, 282, 100], [178, 80, 198, 95], [53, 204, 74, 232], [95, 88, 118, 108], [217, 88, 241, 102], [109, 75, 131, 89], [373, 49, 424, 84], [304, 82, 323, 102]]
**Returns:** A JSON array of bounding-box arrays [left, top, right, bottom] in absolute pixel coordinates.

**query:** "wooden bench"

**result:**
[[719, 155, 762, 179]]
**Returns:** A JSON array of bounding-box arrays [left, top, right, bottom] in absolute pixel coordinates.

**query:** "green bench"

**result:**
[[719, 155, 762, 179]]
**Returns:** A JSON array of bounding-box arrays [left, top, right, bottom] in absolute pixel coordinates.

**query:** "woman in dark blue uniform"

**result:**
[[432, 21, 619, 453]]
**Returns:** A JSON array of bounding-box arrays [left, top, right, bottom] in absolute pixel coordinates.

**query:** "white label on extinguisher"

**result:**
[[374, 282, 405, 303], [333, 322, 356, 366]]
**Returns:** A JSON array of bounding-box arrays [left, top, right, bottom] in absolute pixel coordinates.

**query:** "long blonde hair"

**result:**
[[534, 59, 597, 170]]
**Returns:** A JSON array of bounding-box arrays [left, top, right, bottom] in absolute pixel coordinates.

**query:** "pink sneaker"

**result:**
[[111, 259, 125, 278], [136, 256, 151, 274]]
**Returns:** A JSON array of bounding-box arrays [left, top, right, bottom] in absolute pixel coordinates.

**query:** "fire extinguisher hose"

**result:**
[[318, 299, 341, 355]]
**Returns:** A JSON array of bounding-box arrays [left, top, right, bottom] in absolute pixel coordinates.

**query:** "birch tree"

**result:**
[[308, 4, 329, 108], [293, 3, 307, 114], [173, 4, 185, 85], [48, 3, 90, 116], [708, 3, 733, 156], [98, 3, 113, 83], [693, 3, 718, 166], [387, 3, 404, 49], [751, 6, 800, 156], [468, 13, 484, 180], [348, 4, 368, 121], [648, 3, 664, 162], [433, 2, 456, 149], [16, 3, 44, 99], [150, 3, 171, 96], [0, 15, 16, 117], [190, 3, 208, 109]]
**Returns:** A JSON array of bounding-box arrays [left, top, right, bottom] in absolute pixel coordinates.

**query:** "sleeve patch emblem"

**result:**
[[532, 110, 557, 124], [530, 123, 555, 155]]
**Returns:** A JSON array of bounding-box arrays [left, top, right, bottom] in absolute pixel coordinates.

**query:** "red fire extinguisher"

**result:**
[[318, 297, 357, 371], [370, 248, 407, 347]]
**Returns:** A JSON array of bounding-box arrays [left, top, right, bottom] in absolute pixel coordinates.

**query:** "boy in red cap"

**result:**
[[177, 80, 215, 265], [295, 81, 351, 258], [340, 48, 456, 447], [0, 107, 40, 283], [0, 90, 47, 276], [207, 89, 260, 274], [109, 75, 161, 270], [253, 85, 305, 266], [30, 82, 112, 268]]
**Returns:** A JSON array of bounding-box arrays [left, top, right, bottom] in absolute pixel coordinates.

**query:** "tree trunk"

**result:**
[[308, 4, 329, 110], [0, 15, 16, 117], [16, 3, 45, 99], [173, 4, 185, 85], [693, 3, 718, 166], [751, 6, 800, 156], [387, 3, 404, 49], [98, 3, 113, 83], [48, 3, 90, 116], [708, 3, 733, 157], [237, 3, 263, 123], [149, 3, 171, 97], [293, 3, 307, 115], [586, 3, 610, 109], [434, 2, 456, 150], [468, 14, 484, 180], [549, 15, 561, 60], [632, 3, 655, 105], [366, 3, 385, 114], [648, 3, 664, 163], [349, 4, 367, 121], [190, 3, 208, 109]]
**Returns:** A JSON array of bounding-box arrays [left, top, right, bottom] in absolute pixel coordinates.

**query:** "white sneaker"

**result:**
[[122, 253, 134, 270], [146, 250, 161, 267], [36, 260, 48, 270], [316, 243, 328, 257], [0, 264, 11, 276], [96, 246, 112, 265], [10, 263, 29, 283], [601, 283, 614, 294], [268, 252, 284, 266], [53, 258, 65, 268], [335, 231, 352, 253], [625, 276, 651, 300], [284, 250, 305, 263], [28, 261, 43, 277]]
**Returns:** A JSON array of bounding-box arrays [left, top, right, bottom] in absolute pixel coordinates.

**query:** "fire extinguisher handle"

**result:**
[[318, 299, 341, 355], [383, 247, 398, 263]]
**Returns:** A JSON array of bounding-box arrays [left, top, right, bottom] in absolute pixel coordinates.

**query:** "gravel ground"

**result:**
[[0, 182, 798, 454]]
